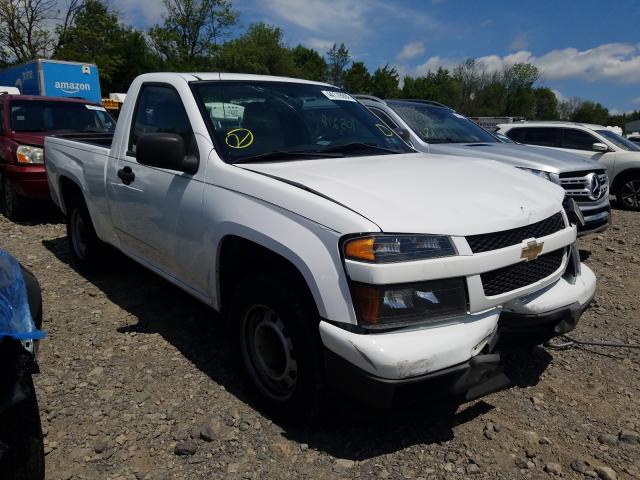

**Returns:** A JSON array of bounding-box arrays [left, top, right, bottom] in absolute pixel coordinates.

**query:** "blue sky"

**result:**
[[119, 0, 640, 113]]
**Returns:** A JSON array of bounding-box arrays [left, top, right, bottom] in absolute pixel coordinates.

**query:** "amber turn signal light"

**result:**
[[344, 237, 375, 261]]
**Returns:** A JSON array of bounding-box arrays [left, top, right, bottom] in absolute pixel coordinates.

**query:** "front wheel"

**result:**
[[0, 175, 25, 221], [230, 272, 323, 424], [616, 173, 640, 211]]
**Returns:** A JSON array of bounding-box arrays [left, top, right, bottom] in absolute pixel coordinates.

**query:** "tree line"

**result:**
[[0, 0, 636, 127]]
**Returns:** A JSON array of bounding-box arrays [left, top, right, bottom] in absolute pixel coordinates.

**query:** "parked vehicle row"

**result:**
[[497, 121, 640, 211], [356, 96, 611, 235], [43, 73, 597, 421]]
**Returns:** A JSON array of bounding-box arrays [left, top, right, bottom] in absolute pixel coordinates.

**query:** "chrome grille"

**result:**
[[559, 170, 608, 203], [467, 213, 565, 254]]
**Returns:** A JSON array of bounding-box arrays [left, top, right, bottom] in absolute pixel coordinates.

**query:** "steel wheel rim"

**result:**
[[621, 180, 640, 208], [242, 305, 297, 400], [70, 210, 88, 260]]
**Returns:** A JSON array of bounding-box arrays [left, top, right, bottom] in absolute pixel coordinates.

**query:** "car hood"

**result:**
[[240, 152, 565, 236], [8, 132, 48, 147], [428, 143, 601, 173]]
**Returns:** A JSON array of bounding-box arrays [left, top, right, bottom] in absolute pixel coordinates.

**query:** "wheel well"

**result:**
[[611, 168, 640, 193], [58, 176, 84, 214], [218, 236, 318, 315]]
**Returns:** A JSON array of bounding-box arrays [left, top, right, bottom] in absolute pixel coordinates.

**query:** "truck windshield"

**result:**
[[595, 129, 640, 152], [387, 101, 498, 144], [192, 81, 413, 163], [10, 100, 115, 133]]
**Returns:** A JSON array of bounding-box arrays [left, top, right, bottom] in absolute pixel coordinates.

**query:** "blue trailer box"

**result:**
[[0, 59, 101, 104]]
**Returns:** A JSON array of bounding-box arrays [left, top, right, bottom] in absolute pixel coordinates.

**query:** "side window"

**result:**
[[522, 127, 559, 147], [560, 128, 599, 151], [506, 128, 526, 142], [128, 84, 194, 156], [369, 107, 399, 129]]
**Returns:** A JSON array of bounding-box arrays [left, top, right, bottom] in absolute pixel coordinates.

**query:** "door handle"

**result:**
[[117, 166, 135, 185]]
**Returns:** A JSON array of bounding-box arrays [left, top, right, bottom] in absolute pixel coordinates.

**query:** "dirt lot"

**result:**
[[1, 206, 639, 480]]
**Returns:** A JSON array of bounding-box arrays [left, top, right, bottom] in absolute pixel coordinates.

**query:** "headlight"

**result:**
[[516, 167, 557, 183], [351, 278, 467, 329], [16, 145, 44, 165], [343, 235, 455, 263]]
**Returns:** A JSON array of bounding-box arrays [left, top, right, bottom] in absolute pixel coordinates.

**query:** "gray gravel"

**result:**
[[1, 205, 639, 479]]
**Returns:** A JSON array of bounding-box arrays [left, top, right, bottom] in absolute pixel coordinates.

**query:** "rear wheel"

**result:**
[[616, 173, 640, 211], [66, 193, 107, 272], [0, 174, 25, 221], [230, 272, 323, 424]]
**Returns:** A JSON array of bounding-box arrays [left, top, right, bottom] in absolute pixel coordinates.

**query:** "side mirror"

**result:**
[[136, 133, 198, 174], [592, 142, 609, 152], [393, 127, 412, 144]]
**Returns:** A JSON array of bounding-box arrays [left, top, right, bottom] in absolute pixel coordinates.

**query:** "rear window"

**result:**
[[10, 100, 115, 133]]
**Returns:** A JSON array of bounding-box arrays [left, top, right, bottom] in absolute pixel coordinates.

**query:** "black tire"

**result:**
[[615, 172, 640, 211], [65, 193, 106, 272], [229, 272, 323, 424], [0, 378, 45, 480], [0, 174, 25, 222]]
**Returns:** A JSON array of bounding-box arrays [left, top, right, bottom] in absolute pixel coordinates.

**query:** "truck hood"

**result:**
[[240, 152, 565, 236], [428, 143, 601, 173]]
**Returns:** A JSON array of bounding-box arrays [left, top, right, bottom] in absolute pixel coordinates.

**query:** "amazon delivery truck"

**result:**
[[0, 59, 101, 104]]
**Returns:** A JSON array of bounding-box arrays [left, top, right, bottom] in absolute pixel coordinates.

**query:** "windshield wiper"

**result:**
[[232, 150, 342, 164], [316, 142, 399, 155]]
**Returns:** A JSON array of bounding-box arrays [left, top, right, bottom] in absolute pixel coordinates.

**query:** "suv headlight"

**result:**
[[351, 278, 467, 329], [16, 145, 44, 165], [516, 167, 559, 184], [343, 234, 456, 263]]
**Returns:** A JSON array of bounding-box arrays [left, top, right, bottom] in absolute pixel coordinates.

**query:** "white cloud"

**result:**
[[632, 97, 640, 105], [306, 38, 334, 52], [115, 0, 166, 26], [552, 89, 566, 102], [416, 43, 640, 83], [509, 33, 528, 51], [397, 41, 425, 61]]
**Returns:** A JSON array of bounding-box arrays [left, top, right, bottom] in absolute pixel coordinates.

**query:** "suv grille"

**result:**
[[560, 170, 608, 203], [467, 213, 565, 253], [481, 248, 565, 296]]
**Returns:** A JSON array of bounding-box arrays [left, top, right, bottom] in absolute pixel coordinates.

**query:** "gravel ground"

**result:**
[[1, 206, 639, 480]]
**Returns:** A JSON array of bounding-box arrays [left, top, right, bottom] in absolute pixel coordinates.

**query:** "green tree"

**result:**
[[54, 0, 156, 93], [472, 79, 507, 116], [370, 64, 400, 98], [326, 43, 349, 87], [291, 45, 326, 81], [343, 61, 371, 94], [533, 87, 558, 120], [216, 23, 297, 76], [401, 68, 461, 107], [149, 0, 237, 70], [571, 101, 609, 125], [504, 63, 540, 90]]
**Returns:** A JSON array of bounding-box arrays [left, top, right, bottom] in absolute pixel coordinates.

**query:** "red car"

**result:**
[[0, 95, 115, 220]]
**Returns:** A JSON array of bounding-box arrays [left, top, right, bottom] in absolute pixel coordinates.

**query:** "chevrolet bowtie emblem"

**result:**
[[521, 240, 544, 262]]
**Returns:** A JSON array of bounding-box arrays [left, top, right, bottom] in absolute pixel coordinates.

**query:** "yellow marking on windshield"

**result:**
[[225, 128, 254, 149]]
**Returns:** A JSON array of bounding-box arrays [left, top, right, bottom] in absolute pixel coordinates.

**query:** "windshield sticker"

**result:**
[[321, 91, 356, 102], [225, 128, 254, 149], [376, 123, 394, 137], [85, 105, 107, 112]]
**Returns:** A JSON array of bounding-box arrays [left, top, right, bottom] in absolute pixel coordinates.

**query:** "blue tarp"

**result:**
[[0, 250, 46, 341]]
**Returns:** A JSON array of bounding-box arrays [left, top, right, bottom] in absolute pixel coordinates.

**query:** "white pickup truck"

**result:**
[[45, 73, 596, 422]]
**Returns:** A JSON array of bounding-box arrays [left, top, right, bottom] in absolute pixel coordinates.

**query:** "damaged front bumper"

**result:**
[[500, 244, 596, 344], [319, 309, 510, 407]]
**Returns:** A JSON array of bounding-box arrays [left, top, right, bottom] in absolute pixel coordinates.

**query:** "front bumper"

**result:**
[[0, 164, 49, 199], [324, 347, 510, 408], [500, 262, 596, 344], [576, 200, 610, 236]]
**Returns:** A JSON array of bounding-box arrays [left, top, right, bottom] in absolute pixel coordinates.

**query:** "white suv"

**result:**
[[498, 122, 640, 211]]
